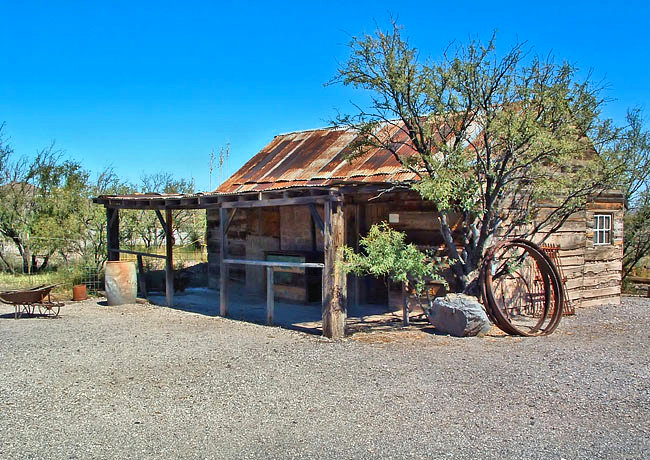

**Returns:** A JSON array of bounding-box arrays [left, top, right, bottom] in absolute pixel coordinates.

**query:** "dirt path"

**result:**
[[0, 297, 648, 459]]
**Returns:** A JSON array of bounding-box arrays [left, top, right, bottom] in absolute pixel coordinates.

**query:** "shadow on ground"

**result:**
[[147, 285, 420, 336]]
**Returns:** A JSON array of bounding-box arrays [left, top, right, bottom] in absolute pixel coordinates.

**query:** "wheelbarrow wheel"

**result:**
[[39, 304, 60, 317]]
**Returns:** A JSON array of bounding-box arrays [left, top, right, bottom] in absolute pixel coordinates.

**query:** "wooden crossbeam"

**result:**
[[155, 209, 166, 229], [221, 195, 340, 209], [224, 208, 239, 233], [109, 248, 167, 260], [223, 258, 324, 268]]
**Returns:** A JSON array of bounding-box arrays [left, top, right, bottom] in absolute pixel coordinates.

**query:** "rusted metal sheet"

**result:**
[[217, 125, 422, 194]]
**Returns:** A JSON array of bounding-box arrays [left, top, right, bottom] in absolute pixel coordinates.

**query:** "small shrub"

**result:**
[[340, 222, 445, 294]]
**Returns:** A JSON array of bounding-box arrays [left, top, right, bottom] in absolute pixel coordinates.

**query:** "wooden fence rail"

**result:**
[[222, 258, 325, 325]]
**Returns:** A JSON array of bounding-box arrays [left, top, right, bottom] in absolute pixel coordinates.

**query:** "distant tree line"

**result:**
[[0, 124, 205, 274]]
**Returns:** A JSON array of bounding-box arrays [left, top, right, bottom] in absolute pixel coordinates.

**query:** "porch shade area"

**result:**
[[93, 188, 348, 339]]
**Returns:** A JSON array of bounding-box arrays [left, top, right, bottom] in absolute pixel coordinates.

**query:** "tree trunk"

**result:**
[[437, 212, 494, 296], [462, 268, 482, 297], [36, 255, 49, 273], [438, 213, 467, 291], [0, 251, 14, 273], [21, 246, 31, 274]]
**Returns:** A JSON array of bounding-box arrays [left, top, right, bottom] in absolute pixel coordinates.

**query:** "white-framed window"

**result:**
[[593, 214, 612, 245]]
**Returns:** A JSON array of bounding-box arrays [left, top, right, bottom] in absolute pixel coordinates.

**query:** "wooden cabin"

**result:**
[[210, 126, 624, 308], [94, 126, 624, 338]]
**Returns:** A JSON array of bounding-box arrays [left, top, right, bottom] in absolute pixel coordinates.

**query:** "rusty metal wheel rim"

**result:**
[[480, 238, 564, 336]]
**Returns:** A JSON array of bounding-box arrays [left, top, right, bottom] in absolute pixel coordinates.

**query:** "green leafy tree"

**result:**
[[331, 23, 617, 292], [121, 172, 204, 253], [70, 168, 134, 269], [623, 193, 650, 278], [0, 126, 88, 273], [29, 159, 90, 267]]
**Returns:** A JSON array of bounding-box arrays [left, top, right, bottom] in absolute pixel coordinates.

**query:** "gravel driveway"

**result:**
[[1, 297, 648, 459]]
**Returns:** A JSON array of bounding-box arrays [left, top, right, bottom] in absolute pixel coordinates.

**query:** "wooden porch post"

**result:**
[[219, 207, 228, 316], [350, 203, 360, 308], [107, 207, 119, 261], [136, 254, 148, 298], [266, 266, 274, 325], [165, 209, 174, 308], [322, 200, 347, 339]]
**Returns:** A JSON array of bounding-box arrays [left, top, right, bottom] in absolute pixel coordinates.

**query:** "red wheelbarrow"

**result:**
[[0, 284, 64, 319]]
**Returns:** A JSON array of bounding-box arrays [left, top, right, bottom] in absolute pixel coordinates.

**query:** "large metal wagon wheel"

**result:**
[[480, 238, 563, 336]]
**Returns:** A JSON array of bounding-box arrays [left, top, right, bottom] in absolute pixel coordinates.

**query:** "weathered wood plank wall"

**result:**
[[205, 190, 624, 311], [581, 199, 624, 307]]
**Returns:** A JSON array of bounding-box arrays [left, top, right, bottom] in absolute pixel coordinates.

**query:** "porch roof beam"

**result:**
[[220, 195, 340, 209], [93, 187, 343, 210]]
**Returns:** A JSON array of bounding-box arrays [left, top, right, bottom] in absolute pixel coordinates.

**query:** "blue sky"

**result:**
[[1, 0, 648, 192]]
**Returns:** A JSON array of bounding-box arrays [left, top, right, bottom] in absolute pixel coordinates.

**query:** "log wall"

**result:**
[[581, 199, 624, 307], [206, 208, 251, 288], [531, 211, 587, 308], [530, 194, 624, 308]]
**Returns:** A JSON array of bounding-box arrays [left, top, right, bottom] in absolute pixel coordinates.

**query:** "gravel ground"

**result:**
[[0, 297, 648, 460]]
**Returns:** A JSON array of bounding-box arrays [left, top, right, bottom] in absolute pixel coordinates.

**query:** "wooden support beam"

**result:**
[[350, 203, 360, 308], [219, 207, 228, 316], [109, 248, 167, 260], [155, 209, 166, 229], [224, 208, 239, 233], [222, 195, 340, 209], [357, 203, 366, 305], [266, 267, 274, 325], [308, 203, 324, 233], [322, 200, 347, 339], [137, 255, 148, 298], [107, 208, 120, 261], [310, 211, 317, 252], [165, 209, 174, 308]]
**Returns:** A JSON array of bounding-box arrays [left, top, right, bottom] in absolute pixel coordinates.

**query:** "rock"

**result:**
[[424, 293, 491, 337]]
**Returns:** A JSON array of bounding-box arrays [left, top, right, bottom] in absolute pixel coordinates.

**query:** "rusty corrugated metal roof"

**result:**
[[217, 125, 422, 193]]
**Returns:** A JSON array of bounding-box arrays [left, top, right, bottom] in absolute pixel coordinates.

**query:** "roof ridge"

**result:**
[[274, 125, 348, 137]]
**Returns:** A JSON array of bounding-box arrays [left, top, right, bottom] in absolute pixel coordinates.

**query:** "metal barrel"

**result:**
[[104, 261, 137, 305]]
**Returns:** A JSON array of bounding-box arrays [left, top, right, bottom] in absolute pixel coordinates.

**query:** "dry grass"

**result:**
[[0, 270, 81, 299]]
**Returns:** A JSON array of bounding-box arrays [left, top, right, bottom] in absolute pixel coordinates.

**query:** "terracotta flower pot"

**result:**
[[72, 284, 87, 301]]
